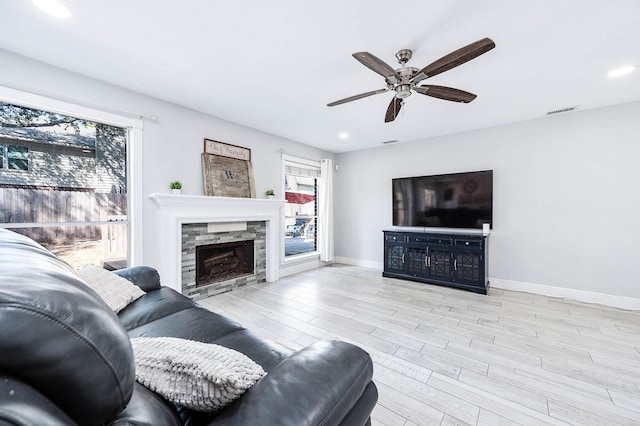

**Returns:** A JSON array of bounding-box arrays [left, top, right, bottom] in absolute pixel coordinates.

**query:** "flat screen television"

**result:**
[[392, 170, 493, 229]]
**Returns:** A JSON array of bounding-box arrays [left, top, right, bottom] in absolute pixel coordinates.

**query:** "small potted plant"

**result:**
[[265, 189, 275, 199], [170, 181, 182, 194]]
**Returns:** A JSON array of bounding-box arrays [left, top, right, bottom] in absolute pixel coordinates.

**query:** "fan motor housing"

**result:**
[[397, 67, 419, 80], [396, 84, 412, 98]]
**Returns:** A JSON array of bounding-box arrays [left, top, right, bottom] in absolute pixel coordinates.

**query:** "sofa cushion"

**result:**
[[114, 265, 162, 292], [131, 337, 266, 412], [121, 285, 293, 374], [0, 229, 135, 425], [0, 374, 77, 426], [110, 382, 182, 426], [212, 329, 293, 372], [211, 340, 376, 425], [118, 287, 199, 331], [124, 303, 292, 373], [77, 264, 146, 313], [126, 305, 246, 341]]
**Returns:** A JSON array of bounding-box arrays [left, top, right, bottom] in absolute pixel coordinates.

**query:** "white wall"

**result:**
[[0, 49, 334, 275], [334, 101, 640, 306], [3, 48, 639, 307]]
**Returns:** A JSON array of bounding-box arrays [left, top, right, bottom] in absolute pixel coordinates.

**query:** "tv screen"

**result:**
[[393, 170, 493, 229]]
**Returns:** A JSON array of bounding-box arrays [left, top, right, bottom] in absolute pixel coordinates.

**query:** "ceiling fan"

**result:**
[[327, 37, 495, 123]]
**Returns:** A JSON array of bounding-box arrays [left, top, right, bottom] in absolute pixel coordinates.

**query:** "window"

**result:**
[[284, 158, 320, 258], [0, 88, 143, 265], [0, 144, 4, 168], [0, 102, 128, 268], [7, 145, 29, 170]]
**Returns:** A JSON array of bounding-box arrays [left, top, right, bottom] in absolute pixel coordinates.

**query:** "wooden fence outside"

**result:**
[[0, 187, 127, 244]]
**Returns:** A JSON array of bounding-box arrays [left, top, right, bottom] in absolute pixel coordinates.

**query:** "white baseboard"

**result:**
[[288, 257, 640, 311], [335, 256, 383, 270], [279, 259, 324, 278], [490, 278, 640, 311]]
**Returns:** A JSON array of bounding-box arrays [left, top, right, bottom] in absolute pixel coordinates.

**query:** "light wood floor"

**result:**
[[198, 264, 640, 425]]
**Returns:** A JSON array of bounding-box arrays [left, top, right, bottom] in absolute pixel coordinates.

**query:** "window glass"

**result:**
[[284, 165, 319, 257], [7, 145, 29, 170], [0, 144, 4, 168], [0, 102, 128, 268]]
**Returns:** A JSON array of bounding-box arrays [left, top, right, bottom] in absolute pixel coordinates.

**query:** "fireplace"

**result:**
[[147, 194, 283, 297], [196, 240, 255, 287], [181, 221, 266, 299]]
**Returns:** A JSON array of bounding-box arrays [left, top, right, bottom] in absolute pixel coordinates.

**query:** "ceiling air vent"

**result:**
[[546, 106, 578, 116], [381, 139, 399, 145]]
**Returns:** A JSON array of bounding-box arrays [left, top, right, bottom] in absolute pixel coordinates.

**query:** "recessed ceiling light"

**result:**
[[338, 132, 349, 139], [32, 0, 72, 19], [608, 65, 635, 78]]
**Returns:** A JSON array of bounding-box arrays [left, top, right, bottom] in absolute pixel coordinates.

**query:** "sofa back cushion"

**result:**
[[0, 229, 135, 425]]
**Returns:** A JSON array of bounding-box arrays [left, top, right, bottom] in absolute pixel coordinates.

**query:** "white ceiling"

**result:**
[[1, 0, 639, 153]]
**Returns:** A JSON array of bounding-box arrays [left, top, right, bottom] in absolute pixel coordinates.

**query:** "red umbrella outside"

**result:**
[[285, 191, 315, 204]]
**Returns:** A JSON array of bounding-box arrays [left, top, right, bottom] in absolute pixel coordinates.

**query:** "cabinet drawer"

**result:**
[[385, 233, 406, 242], [430, 237, 452, 245], [407, 235, 431, 244], [455, 239, 482, 248]]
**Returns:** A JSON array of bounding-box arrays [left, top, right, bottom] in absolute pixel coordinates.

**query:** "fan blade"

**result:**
[[412, 37, 495, 84], [414, 85, 477, 103], [385, 97, 403, 123], [327, 88, 388, 107], [352, 52, 401, 84]]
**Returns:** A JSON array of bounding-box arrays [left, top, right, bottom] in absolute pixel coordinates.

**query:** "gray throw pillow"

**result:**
[[130, 337, 266, 412], [76, 264, 146, 313]]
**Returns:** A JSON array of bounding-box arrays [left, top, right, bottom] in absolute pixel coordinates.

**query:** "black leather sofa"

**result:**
[[0, 229, 377, 425]]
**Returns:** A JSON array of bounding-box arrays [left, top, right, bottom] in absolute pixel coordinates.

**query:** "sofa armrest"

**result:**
[[0, 374, 77, 426], [114, 266, 162, 292], [211, 340, 377, 426]]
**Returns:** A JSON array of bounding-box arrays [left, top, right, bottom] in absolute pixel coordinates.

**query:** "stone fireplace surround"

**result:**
[[182, 221, 265, 299], [147, 194, 284, 296]]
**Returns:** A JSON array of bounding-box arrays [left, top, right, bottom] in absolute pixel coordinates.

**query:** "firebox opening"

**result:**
[[196, 240, 255, 288]]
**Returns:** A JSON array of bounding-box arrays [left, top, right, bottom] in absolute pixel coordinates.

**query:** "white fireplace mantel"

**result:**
[[147, 194, 284, 293]]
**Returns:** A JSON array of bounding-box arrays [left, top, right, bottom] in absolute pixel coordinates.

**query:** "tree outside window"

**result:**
[[7, 145, 29, 170]]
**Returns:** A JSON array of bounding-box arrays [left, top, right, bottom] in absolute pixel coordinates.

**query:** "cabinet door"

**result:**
[[385, 243, 406, 274], [453, 250, 483, 286], [428, 248, 451, 281], [407, 245, 428, 277]]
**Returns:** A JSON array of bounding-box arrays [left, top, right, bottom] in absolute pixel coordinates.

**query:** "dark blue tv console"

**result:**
[[382, 230, 489, 294]]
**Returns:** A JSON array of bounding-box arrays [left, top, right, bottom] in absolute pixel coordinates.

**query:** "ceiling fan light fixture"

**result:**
[[32, 0, 72, 18], [395, 84, 412, 99], [608, 65, 635, 78]]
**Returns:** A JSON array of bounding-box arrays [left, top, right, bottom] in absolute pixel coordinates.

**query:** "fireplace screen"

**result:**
[[196, 240, 254, 287]]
